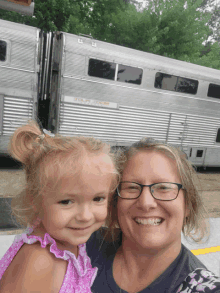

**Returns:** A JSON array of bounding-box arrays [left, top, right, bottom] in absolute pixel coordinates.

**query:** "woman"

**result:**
[[86, 138, 220, 293]]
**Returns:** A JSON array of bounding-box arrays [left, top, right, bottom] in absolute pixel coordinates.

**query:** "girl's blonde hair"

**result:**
[[9, 120, 120, 229], [106, 138, 209, 243]]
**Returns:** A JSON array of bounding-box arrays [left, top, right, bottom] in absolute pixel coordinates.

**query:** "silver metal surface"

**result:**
[[2, 96, 33, 135]]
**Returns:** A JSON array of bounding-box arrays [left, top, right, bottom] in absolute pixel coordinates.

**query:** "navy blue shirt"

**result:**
[[86, 229, 208, 293]]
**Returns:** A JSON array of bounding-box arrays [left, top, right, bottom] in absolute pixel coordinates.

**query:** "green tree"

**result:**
[[0, 0, 87, 32], [96, 0, 220, 68], [192, 41, 220, 69], [197, 0, 220, 43], [101, 0, 210, 59]]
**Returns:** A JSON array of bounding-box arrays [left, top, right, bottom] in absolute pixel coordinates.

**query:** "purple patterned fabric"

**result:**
[[0, 228, 98, 292], [177, 268, 220, 293]]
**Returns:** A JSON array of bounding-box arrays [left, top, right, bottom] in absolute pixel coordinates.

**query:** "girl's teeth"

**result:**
[[135, 218, 162, 225]]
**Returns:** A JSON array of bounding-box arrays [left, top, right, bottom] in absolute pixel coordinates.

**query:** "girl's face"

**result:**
[[117, 150, 189, 254], [38, 153, 115, 252]]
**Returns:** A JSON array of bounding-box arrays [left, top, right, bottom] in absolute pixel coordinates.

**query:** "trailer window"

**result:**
[[208, 83, 220, 99], [155, 73, 177, 91], [117, 64, 142, 85], [88, 59, 116, 80], [0, 40, 7, 62], [176, 77, 198, 94], [155, 73, 198, 94], [216, 128, 220, 143], [196, 150, 203, 157]]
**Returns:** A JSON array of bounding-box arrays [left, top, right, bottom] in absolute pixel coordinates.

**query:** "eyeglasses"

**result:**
[[117, 182, 184, 201]]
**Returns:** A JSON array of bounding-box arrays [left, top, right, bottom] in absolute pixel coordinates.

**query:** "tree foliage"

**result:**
[[0, 0, 219, 69]]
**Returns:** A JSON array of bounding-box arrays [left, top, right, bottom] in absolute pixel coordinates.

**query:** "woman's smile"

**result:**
[[134, 217, 164, 226]]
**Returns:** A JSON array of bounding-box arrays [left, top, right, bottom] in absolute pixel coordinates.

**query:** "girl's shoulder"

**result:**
[[0, 242, 67, 293]]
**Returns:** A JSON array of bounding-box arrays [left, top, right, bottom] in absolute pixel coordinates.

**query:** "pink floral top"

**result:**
[[0, 228, 98, 292]]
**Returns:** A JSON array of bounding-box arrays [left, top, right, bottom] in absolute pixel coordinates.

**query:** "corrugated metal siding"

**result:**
[[58, 100, 220, 147], [11, 42, 36, 71], [63, 32, 220, 83], [61, 77, 220, 119], [0, 23, 38, 44], [167, 114, 186, 145], [172, 115, 220, 147], [0, 21, 38, 72], [64, 53, 86, 77], [2, 96, 33, 135], [58, 102, 170, 143], [0, 68, 33, 91]]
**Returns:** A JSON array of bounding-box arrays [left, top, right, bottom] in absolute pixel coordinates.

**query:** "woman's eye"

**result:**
[[93, 196, 106, 203], [128, 186, 138, 190], [59, 200, 73, 205]]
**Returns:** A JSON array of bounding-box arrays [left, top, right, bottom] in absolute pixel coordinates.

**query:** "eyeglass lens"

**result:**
[[118, 182, 180, 200]]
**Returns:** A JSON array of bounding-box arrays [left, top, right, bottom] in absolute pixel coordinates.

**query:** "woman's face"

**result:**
[[117, 150, 189, 253]]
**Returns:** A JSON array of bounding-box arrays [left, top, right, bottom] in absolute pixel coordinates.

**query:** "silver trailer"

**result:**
[[0, 19, 48, 154], [1, 20, 220, 166], [48, 32, 220, 167]]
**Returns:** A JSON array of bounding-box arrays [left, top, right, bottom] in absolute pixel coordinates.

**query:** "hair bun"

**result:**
[[9, 121, 43, 164]]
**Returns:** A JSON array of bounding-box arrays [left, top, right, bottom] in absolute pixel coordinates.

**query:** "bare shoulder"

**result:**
[[0, 243, 68, 293]]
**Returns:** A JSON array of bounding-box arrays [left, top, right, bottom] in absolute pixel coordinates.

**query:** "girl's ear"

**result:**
[[32, 216, 42, 229]]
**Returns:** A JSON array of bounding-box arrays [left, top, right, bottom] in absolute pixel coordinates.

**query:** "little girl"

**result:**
[[0, 120, 119, 293]]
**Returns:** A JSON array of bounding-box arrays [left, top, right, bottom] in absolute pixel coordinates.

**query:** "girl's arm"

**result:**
[[1, 244, 67, 293]]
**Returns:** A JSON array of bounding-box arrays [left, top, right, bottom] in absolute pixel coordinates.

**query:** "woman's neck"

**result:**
[[113, 239, 182, 292], [121, 238, 181, 275]]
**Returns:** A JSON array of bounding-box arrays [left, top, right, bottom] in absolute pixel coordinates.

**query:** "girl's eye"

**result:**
[[59, 200, 73, 205], [93, 196, 106, 203]]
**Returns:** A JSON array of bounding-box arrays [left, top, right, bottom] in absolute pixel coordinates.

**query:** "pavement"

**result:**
[[0, 218, 220, 276], [182, 217, 220, 276]]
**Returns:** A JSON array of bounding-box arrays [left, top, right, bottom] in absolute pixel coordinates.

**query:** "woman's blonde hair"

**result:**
[[9, 120, 120, 229], [106, 138, 209, 243]]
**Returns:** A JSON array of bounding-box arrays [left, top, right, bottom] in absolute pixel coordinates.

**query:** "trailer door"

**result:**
[[189, 147, 206, 166]]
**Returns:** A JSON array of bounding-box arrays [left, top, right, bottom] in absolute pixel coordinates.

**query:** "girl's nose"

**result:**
[[75, 205, 93, 222], [136, 186, 158, 210]]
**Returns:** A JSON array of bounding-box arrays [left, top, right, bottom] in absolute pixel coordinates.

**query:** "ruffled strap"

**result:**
[[14, 228, 97, 280]]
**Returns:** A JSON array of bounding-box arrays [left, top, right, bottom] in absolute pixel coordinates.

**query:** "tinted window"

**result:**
[[88, 59, 116, 80], [176, 77, 198, 94], [117, 64, 142, 85], [155, 73, 177, 91], [196, 150, 203, 157], [216, 128, 220, 143], [0, 40, 6, 62], [155, 72, 198, 94], [208, 83, 220, 99]]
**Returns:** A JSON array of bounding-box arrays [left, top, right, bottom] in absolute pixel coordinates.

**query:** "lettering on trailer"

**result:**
[[64, 96, 118, 109]]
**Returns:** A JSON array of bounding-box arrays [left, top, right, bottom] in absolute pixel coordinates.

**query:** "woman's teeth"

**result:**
[[135, 218, 162, 225]]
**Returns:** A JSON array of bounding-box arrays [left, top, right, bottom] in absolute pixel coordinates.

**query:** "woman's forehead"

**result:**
[[126, 150, 175, 164], [123, 150, 179, 178]]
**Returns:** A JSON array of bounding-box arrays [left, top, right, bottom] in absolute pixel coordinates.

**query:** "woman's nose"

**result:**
[[75, 205, 93, 222], [136, 186, 158, 210]]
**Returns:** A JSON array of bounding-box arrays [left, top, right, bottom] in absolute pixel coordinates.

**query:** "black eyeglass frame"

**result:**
[[117, 181, 185, 201]]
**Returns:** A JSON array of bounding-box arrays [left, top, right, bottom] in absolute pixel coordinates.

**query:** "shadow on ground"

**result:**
[[0, 155, 22, 169]]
